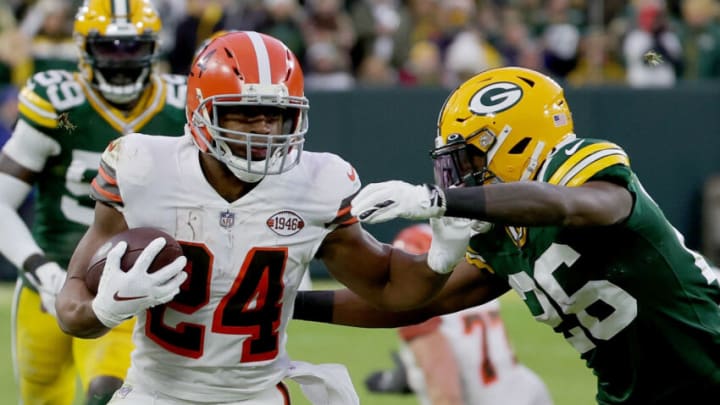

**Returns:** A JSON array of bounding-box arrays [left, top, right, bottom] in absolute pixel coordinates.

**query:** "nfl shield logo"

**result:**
[[220, 210, 235, 229]]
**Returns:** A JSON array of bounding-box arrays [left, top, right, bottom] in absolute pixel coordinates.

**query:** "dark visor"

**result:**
[[431, 142, 473, 189], [87, 37, 154, 62]]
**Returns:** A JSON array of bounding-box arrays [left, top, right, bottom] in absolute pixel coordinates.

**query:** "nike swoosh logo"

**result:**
[[565, 140, 583, 155], [347, 167, 356, 181], [113, 291, 148, 301]]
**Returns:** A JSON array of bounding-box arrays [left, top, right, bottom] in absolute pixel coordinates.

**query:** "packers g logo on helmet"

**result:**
[[433, 67, 574, 188], [469, 82, 523, 116]]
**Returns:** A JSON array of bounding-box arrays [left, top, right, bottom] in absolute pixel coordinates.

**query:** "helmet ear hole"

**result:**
[[508, 137, 532, 154]]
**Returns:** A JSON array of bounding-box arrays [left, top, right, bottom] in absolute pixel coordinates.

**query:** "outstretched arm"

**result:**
[[316, 223, 451, 312], [294, 260, 509, 327], [352, 180, 633, 227], [444, 181, 632, 227]]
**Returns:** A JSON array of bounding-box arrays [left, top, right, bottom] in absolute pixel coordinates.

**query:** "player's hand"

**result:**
[[25, 261, 66, 318], [427, 217, 472, 274], [351, 181, 446, 224], [91, 238, 188, 328]]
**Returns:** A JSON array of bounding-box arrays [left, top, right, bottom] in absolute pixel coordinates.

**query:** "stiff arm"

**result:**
[[295, 260, 510, 327]]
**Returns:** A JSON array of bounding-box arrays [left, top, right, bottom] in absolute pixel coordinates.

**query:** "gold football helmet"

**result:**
[[432, 67, 575, 188], [73, 0, 161, 104]]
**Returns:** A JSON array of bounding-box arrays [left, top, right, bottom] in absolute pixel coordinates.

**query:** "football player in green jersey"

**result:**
[[0, 1, 186, 404], [294, 67, 720, 404]]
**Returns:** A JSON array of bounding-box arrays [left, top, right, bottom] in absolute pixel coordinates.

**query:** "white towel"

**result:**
[[286, 360, 360, 405]]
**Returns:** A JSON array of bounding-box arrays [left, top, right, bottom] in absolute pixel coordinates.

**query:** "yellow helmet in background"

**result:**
[[432, 67, 574, 188], [73, 0, 162, 105]]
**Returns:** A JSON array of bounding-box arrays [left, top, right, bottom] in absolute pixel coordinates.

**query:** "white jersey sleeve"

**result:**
[[2, 120, 61, 172]]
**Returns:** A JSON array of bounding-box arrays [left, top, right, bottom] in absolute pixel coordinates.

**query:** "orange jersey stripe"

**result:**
[[98, 164, 117, 186], [91, 179, 122, 202], [276, 382, 290, 405], [336, 205, 351, 217], [340, 217, 358, 226]]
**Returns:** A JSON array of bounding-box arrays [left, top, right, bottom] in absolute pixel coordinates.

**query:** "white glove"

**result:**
[[427, 217, 472, 274], [351, 181, 446, 224], [25, 261, 66, 318], [92, 237, 188, 328], [470, 220, 493, 235]]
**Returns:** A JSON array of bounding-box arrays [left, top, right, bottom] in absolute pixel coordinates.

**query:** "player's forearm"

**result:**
[[294, 289, 433, 327], [445, 182, 572, 226], [335, 251, 450, 312], [56, 278, 109, 338], [445, 181, 631, 226], [0, 174, 42, 269], [379, 252, 450, 311]]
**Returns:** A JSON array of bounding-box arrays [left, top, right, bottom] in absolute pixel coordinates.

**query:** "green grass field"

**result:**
[[0, 280, 596, 405]]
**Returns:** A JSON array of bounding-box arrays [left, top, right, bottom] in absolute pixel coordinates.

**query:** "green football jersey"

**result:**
[[17, 70, 187, 267], [467, 138, 720, 404]]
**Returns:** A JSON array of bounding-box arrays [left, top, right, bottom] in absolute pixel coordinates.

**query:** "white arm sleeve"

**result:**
[[0, 173, 41, 269], [2, 119, 61, 171], [0, 120, 60, 269]]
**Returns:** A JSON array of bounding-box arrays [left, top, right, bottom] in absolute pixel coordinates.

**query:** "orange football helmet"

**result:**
[[186, 31, 309, 183], [392, 224, 432, 255], [432, 67, 575, 188]]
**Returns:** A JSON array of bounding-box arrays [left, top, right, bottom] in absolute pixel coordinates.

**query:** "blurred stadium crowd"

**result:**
[[1, 0, 719, 94]]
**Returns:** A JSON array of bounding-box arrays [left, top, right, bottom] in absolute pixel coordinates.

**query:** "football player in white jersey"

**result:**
[[54, 31, 462, 404], [367, 224, 553, 405]]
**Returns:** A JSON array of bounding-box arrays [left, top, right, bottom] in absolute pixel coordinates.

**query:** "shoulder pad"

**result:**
[[541, 139, 630, 187], [18, 70, 85, 129], [158, 73, 187, 110], [91, 137, 124, 206], [302, 152, 361, 228]]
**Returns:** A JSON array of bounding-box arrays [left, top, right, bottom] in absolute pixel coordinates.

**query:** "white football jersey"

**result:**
[[401, 300, 553, 405], [440, 301, 553, 405], [92, 133, 360, 402]]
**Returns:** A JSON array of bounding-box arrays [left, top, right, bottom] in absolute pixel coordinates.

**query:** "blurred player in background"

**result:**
[[0, 1, 186, 404], [367, 223, 553, 405], [55, 30, 455, 404]]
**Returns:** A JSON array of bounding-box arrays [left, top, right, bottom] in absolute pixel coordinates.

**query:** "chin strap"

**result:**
[[216, 140, 266, 183]]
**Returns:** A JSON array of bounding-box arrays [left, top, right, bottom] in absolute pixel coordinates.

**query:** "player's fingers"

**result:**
[[351, 183, 398, 222], [351, 183, 390, 210], [131, 237, 167, 273], [152, 271, 188, 304], [355, 202, 396, 223], [105, 241, 128, 268], [149, 256, 187, 284]]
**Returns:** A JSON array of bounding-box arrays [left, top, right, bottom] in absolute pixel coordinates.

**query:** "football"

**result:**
[[85, 227, 184, 295]]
